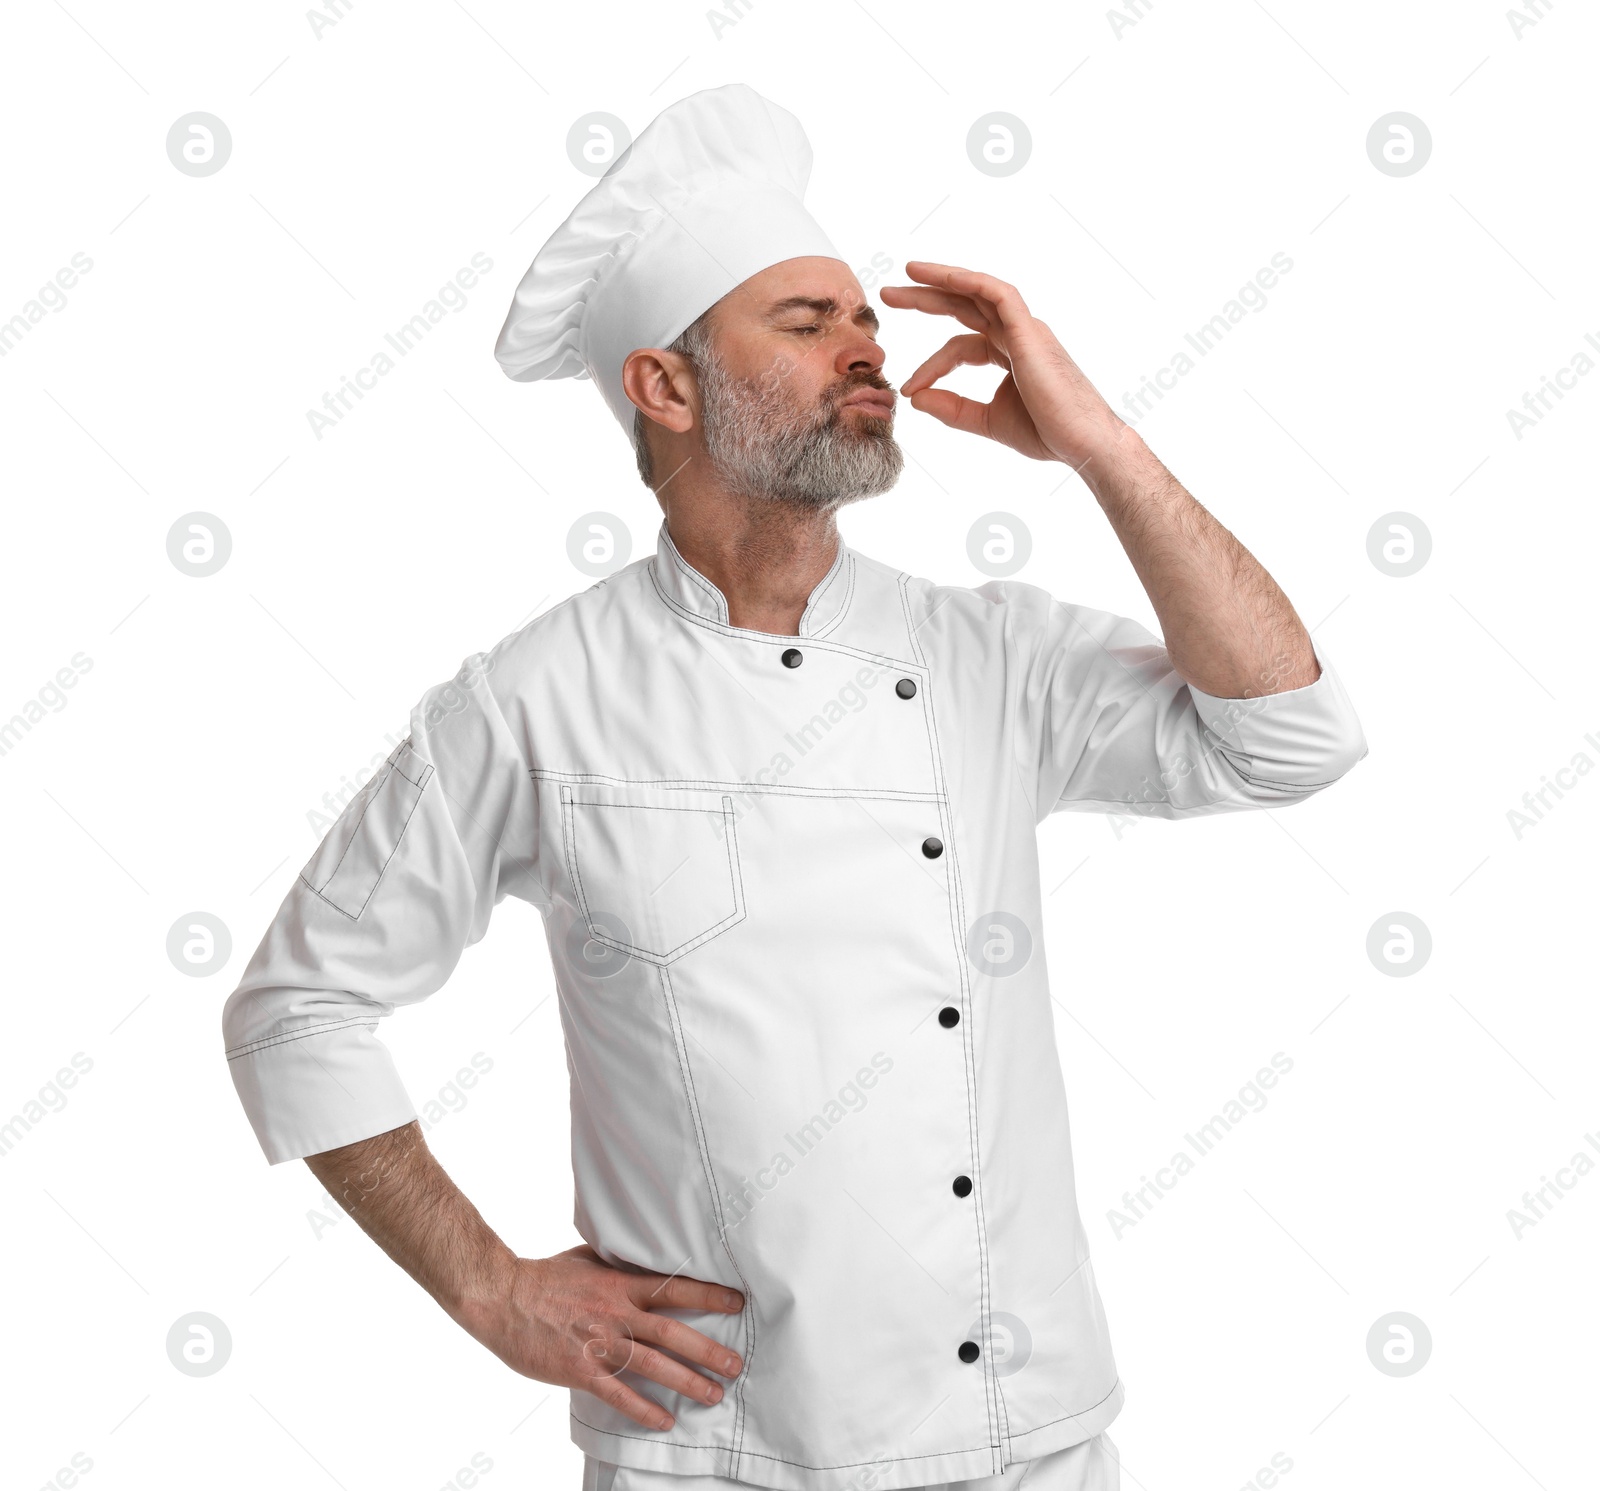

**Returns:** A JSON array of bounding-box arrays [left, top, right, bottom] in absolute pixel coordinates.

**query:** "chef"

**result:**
[[222, 83, 1367, 1491]]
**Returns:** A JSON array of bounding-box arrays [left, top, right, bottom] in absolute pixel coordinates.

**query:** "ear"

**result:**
[[622, 347, 698, 436]]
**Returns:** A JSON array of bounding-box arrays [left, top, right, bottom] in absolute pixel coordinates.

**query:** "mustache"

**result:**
[[825, 371, 895, 411]]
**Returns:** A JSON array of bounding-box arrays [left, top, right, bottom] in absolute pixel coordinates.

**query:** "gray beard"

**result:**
[[696, 349, 905, 511]]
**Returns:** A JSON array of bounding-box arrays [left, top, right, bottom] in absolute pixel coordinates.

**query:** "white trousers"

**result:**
[[582, 1432, 1120, 1491]]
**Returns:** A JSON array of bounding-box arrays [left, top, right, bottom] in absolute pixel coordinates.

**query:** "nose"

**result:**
[[836, 320, 886, 380]]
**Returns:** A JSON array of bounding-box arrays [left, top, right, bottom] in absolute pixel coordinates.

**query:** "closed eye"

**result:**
[[785, 323, 879, 344], [767, 295, 881, 339]]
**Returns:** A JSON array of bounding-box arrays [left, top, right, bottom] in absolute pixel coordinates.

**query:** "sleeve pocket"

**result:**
[[299, 739, 435, 920]]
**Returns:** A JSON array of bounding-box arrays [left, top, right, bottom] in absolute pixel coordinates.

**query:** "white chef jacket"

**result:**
[[222, 517, 1367, 1491]]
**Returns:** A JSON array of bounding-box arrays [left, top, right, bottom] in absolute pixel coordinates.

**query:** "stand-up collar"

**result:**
[[649, 517, 855, 638]]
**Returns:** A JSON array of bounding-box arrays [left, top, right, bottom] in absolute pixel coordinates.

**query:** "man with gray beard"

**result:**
[[222, 85, 1368, 1491], [639, 295, 905, 511]]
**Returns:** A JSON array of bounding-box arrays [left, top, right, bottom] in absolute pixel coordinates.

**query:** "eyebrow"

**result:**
[[765, 295, 880, 333]]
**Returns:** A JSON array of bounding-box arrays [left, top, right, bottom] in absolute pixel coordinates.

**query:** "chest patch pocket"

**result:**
[[559, 783, 746, 965]]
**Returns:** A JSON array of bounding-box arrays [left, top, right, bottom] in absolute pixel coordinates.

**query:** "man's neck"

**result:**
[[661, 496, 841, 637]]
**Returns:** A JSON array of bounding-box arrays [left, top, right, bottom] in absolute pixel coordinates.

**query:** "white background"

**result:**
[[2, 1, 1596, 1488]]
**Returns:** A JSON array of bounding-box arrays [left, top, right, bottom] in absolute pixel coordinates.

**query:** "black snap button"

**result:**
[[921, 837, 943, 859], [781, 648, 803, 668], [953, 1175, 973, 1198], [958, 1340, 980, 1363], [938, 1006, 960, 1028], [896, 677, 917, 699]]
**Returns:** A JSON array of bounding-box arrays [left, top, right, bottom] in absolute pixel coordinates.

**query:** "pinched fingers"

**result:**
[[901, 334, 1005, 397]]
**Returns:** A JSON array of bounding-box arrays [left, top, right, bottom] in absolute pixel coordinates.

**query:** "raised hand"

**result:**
[[881, 261, 1125, 469]]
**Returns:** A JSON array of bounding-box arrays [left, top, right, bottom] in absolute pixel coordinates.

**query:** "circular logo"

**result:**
[[969, 1311, 1032, 1376], [567, 113, 632, 177], [166, 113, 232, 177], [166, 512, 232, 578], [966, 513, 1032, 578], [166, 1312, 232, 1376], [1366, 1312, 1431, 1376], [966, 911, 1033, 977], [567, 512, 632, 578], [1366, 113, 1431, 177], [1366, 512, 1431, 577], [166, 912, 232, 977], [966, 114, 1032, 178], [1366, 912, 1431, 978], [580, 1322, 636, 1377], [564, 909, 635, 979]]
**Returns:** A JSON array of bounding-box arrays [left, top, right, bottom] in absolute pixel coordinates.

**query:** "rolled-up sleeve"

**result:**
[[221, 649, 543, 1164], [1007, 586, 1368, 823]]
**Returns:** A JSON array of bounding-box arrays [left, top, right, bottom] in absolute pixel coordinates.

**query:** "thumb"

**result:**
[[908, 387, 988, 439]]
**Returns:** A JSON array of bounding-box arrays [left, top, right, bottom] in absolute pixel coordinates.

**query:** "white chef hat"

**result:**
[[493, 83, 843, 435]]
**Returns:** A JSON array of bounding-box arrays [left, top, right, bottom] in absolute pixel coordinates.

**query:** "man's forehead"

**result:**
[[760, 292, 879, 329], [718, 257, 873, 324]]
